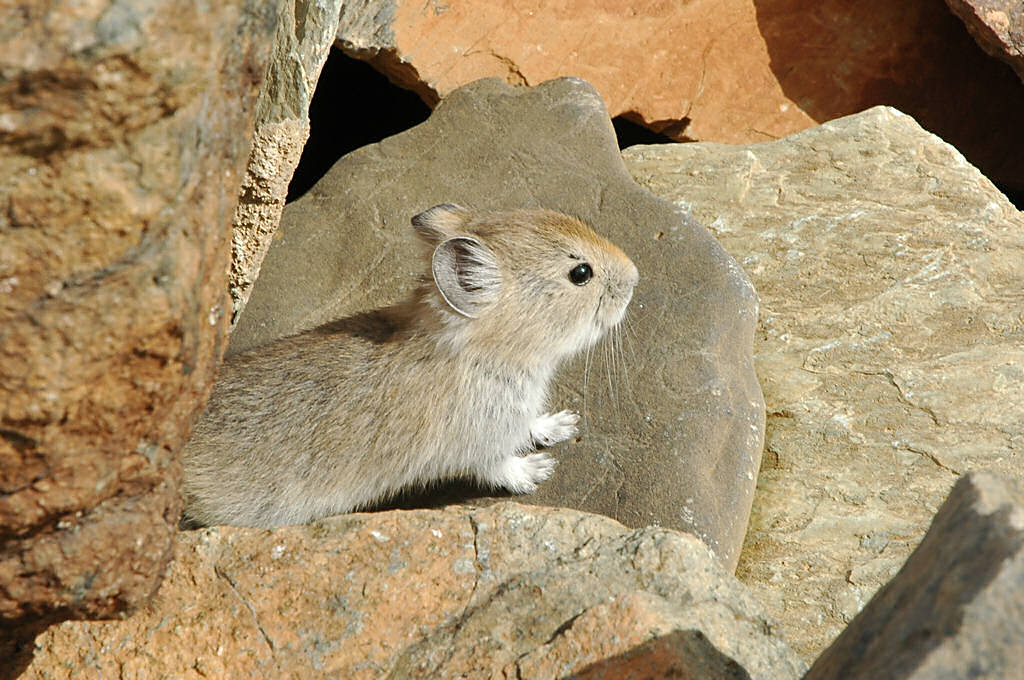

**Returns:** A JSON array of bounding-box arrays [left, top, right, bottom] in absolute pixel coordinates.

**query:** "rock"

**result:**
[[22, 503, 806, 679], [229, 0, 343, 324], [566, 630, 751, 680], [335, 0, 1024, 195], [0, 0, 279, 665], [623, 106, 1024, 660], [945, 0, 1024, 85], [806, 472, 1024, 679], [229, 77, 764, 572]]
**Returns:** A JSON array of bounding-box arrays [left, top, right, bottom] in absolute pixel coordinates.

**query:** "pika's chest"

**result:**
[[447, 367, 547, 435]]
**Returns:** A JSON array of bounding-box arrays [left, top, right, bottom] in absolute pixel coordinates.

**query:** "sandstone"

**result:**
[[946, 0, 1024, 84], [336, 0, 1024, 195], [0, 0, 279, 667], [229, 0, 343, 323], [806, 472, 1024, 679], [623, 106, 1024, 660], [230, 77, 764, 572], [22, 503, 806, 679]]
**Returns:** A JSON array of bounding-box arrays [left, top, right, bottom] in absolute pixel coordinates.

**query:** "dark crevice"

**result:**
[[1, 619, 55, 680], [612, 116, 679, 149], [0, 429, 37, 453], [286, 47, 431, 203], [288, 50, 692, 204], [999, 186, 1023, 210]]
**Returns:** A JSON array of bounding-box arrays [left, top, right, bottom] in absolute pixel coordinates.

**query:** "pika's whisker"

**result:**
[[582, 342, 594, 427]]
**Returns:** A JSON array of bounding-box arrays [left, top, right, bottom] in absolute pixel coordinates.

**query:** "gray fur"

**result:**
[[182, 205, 638, 527]]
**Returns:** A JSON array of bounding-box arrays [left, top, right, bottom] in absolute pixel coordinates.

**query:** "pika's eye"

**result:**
[[569, 262, 593, 286]]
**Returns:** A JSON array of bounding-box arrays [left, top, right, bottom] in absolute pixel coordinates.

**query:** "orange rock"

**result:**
[[337, 0, 1024, 194], [0, 0, 277, 668], [22, 504, 805, 679]]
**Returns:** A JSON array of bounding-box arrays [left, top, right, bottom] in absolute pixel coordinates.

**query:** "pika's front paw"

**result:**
[[530, 410, 579, 448], [489, 452, 556, 494]]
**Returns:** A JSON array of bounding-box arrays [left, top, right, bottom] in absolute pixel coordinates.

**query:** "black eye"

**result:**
[[569, 262, 593, 286]]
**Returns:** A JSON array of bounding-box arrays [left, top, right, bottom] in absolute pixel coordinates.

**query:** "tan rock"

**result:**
[[623, 106, 1024, 660], [0, 0, 278, 664], [22, 503, 805, 679], [336, 0, 1024, 194], [229, 0, 343, 323]]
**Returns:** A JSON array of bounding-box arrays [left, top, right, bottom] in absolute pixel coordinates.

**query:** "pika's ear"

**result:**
[[431, 236, 501, 318], [412, 203, 469, 245]]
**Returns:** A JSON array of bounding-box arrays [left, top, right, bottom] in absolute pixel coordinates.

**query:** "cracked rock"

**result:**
[[229, 0, 343, 323], [623, 105, 1024, 660], [806, 472, 1024, 679], [0, 0, 279, 669], [229, 76, 764, 572], [21, 503, 805, 679]]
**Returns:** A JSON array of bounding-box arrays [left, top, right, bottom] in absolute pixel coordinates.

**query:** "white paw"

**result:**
[[493, 453, 557, 494], [530, 410, 579, 448]]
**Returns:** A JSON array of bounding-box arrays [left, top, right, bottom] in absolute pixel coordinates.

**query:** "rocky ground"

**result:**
[[18, 87, 1024, 680], [623, 105, 1024, 659], [19, 504, 805, 679]]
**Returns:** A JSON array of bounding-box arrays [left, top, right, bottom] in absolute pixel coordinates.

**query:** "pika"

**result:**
[[182, 204, 638, 527]]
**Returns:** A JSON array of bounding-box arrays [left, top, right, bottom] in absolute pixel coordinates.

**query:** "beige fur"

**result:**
[[182, 205, 638, 527]]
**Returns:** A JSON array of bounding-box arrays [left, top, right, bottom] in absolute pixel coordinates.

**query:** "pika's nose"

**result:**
[[618, 261, 639, 306]]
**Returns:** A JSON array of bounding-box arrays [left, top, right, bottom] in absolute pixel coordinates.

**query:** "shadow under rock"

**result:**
[[286, 47, 431, 203], [1, 619, 55, 680], [752, 0, 1024, 197]]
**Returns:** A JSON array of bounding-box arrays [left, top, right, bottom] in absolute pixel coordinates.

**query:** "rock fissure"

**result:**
[[213, 564, 277, 654], [880, 369, 943, 428], [903, 444, 962, 476]]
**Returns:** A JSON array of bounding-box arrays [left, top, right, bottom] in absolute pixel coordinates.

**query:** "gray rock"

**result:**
[[336, 0, 399, 59], [229, 0, 343, 322], [806, 472, 1024, 679], [230, 77, 764, 571], [623, 105, 1024, 659], [24, 504, 805, 678]]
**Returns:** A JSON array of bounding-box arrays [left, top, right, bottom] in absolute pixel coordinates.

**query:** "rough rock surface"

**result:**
[[230, 77, 764, 572], [623, 106, 1024, 660], [567, 630, 752, 680], [807, 472, 1024, 679], [0, 0, 278, 665], [22, 503, 806, 679], [335, 0, 1024, 195], [229, 0, 342, 324], [946, 0, 1024, 84]]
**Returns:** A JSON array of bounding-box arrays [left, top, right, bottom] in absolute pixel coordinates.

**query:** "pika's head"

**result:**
[[411, 204, 638, 366]]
